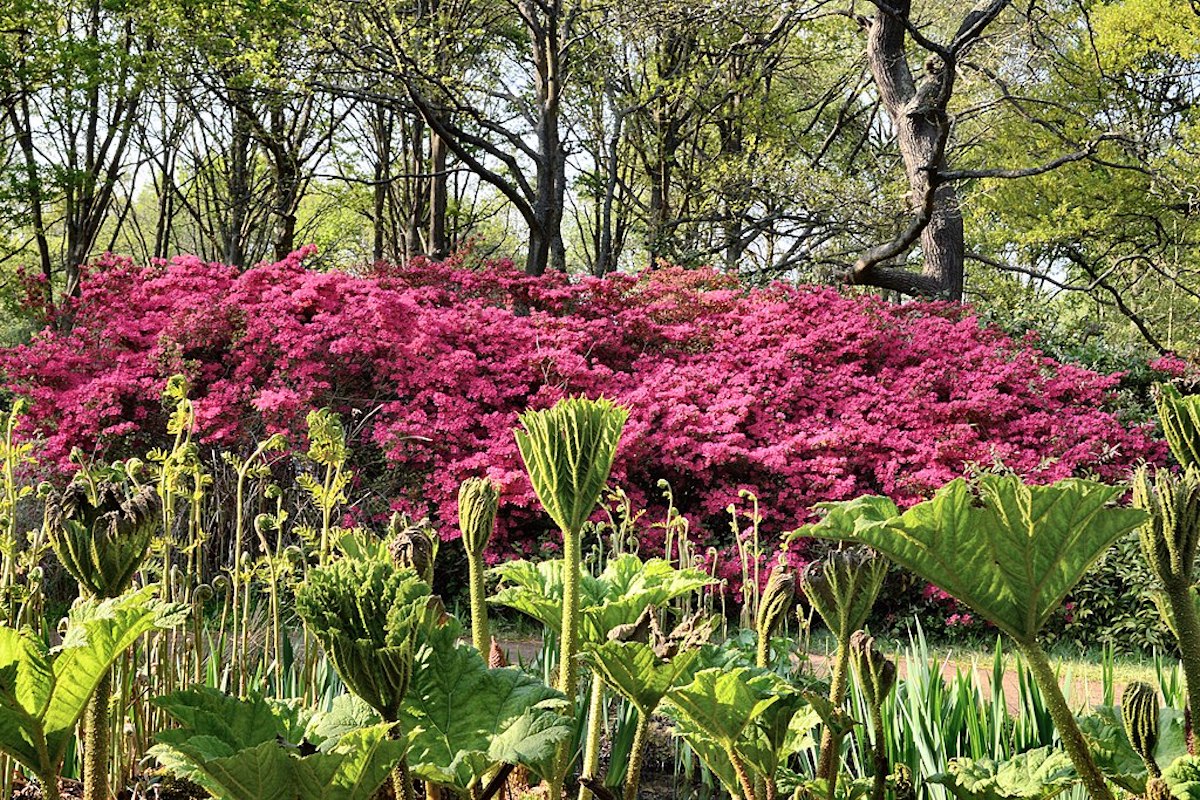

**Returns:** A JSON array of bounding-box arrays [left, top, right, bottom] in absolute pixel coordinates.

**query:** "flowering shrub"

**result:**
[[1, 249, 1163, 565]]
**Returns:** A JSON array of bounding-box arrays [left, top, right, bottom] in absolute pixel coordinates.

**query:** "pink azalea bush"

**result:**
[[1, 248, 1163, 564]]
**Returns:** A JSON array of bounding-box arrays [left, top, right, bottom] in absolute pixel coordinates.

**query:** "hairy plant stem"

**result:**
[[624, 711, 649, 800], [816, 639, 851, 796], [560, 529, 583, 698], [755, 633, 770, 670], [578, 678, 605, 800], [42, 773, 61, 800], [1164, 580, 1200, 739], [727, 747, 758, 800], [1018, 639, 1114, 800], [467, 543, 489, 654], [392, 757, 416, 800], [82, 668, 112, 800], [869, 705, 887, 800], [549, 527, 584, 800]]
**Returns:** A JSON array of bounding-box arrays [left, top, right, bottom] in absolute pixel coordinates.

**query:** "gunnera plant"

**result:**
[[798, 547, 886, 793], [1123, 681, 1174, 800], [755, 565, 796, 669], [796, 475, 1147, 800], [850, 631, 897, 800], [388, 512, 437, 585], [458, 477, 500, 654], [44, 464, 161, 800], [514, 397, 628, 800], [1132, 464, 1200, 734], [295, 556, 433, 800]]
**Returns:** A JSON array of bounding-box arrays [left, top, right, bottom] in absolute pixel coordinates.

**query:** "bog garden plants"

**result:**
[[3, 256, 1200, 800]]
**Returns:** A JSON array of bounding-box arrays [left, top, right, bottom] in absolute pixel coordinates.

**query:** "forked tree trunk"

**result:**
[[855, 0, 967, 300]]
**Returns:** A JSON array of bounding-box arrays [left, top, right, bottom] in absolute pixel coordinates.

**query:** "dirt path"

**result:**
[[495, 639, 1117, 713]]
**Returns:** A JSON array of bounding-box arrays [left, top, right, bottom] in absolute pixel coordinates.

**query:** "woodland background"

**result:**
[[0, 0, 1197, 359]]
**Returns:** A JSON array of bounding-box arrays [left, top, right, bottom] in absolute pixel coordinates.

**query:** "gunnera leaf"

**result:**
[[930, 746, 1077, 800], [793, 476, 1147, 643]]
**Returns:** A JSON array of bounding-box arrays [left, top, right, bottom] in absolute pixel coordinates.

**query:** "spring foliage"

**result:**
[[1, 250, 1160, 557]]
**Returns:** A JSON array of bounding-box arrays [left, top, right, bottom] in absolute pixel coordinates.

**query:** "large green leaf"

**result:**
[[0, 626, 51, 772], [400, 632, 570, 792], [666, 667, 818, 797], [580, 641, 700, 714], [670, 716, 741, 793], [152, 738, 296, 800], [0, 588, 183, 783], [583, 555, 712, 640], [666, 667, 780, 750], [489, 560, 567, 631], [734, 684, 819, 782], [490, 555, 711, 642], [1164, 754, 1200, 799], [514, 397, 628, 536], [795, 476, 1147, 642], [153, 687, 309, 751], [292, 725, 409, 800], [930, 746, 1077, 800], [308, 695, 379, 749], [151, 686, 406, 800], [295, 558, 431, 720], [46, 588, 187, 763]]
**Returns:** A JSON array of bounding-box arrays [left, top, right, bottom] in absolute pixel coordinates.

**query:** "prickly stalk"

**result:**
[[1133, 464, 1200, 732], [459, 478, 500, 654]]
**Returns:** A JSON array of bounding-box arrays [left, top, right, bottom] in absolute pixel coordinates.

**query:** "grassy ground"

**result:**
[[493, 607, 1170, 692], [807, 629, 1162, 683]]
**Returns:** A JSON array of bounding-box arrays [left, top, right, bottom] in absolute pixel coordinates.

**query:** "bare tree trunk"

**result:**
[[429, 123, 449, 259], [269, 105, 299, 261], [372, 104, 394, 263], [226, 99, 252, 267], [521, 0, 567, 276], [646, 96, 673, 266], [642, 33, 691, 267], [594, 97, 624, 276], [851, 0, 1009, 300], [7, 100, 53, 289], [407, 115, 426, 261], [720, 88, 747, 272], [61, 0, 144, 297], [153, 146, 177, 260]]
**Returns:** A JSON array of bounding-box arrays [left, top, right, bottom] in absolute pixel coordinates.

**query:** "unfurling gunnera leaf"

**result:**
[[295, 557, 432, 720], [929, 746, 1077, 800], [514, 396, 628, 537]]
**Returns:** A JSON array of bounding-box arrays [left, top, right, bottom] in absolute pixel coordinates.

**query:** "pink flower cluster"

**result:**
[[2, 249, 1163, 560]]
